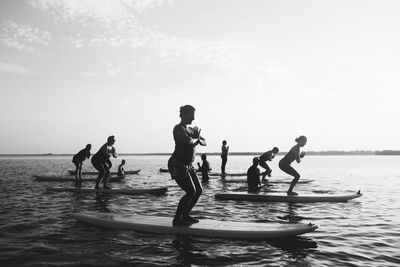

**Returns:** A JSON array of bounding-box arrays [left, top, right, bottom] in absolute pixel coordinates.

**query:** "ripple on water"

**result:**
[[1, 155, 400, 266]]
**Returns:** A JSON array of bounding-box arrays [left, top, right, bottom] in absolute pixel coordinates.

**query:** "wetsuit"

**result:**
[[247, 165, 261, 192]]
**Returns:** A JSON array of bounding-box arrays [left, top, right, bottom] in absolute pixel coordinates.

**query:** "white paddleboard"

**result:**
[[68, 169, 141, 175], [46, 186, 167, 195], [34, 175, 124, 182], [71, 211, 318, 240], [221, 178, 314, 184], [214, 191, 362, 203]]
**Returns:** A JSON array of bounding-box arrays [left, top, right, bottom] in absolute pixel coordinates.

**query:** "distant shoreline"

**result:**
[[1, 150, 400, 156]]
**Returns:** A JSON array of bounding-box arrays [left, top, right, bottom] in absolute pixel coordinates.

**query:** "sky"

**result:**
[[1, 0, 400, 154]]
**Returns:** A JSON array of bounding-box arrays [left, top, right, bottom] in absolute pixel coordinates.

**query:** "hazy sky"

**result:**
[[1, 0, 399, 154]]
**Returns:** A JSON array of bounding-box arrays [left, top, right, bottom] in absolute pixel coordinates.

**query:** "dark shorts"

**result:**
[[91, 157, 109, 176], [168, 157, 197, 181]]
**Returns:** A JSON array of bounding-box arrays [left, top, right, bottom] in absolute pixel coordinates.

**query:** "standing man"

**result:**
[[221, 140, 229, 174], [91, 135, 117, 189], [168, 105, 206, 226]]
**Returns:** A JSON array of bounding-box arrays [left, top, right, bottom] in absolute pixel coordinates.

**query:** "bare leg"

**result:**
[[74, 162, 79, 180], [287, 176, 300, 195], [259, 161, 269, 181], [93, 161, 105, 189], [174, 174, 196, 226], [74, 162, 83, 188], [279, 162, 300, 195], [182, 169, 202, 221], [77, 163, 82, 180], [103, 168, 111, 189], [221, 155, 227, 174]]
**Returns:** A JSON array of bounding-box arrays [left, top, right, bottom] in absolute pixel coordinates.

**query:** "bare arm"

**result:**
[[174, 125, 197, 145], [295, 146, 301, 163]]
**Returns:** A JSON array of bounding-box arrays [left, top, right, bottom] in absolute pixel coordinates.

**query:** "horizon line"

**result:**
[[1, 150, 400, 156]]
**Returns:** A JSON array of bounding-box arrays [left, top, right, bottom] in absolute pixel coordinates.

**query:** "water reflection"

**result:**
[[270, 202, 318, 261], [277, 203, 308, 223], [172, 235, 197, 266], [172, 235, 250, 266], [94, 194, 111, 212], [171, 233, 318, 266], [2, 155, 397, 266], [268, 236, 318, 262]]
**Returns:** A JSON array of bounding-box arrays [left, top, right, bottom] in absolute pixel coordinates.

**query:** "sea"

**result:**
[[0, 154, 399, 267]]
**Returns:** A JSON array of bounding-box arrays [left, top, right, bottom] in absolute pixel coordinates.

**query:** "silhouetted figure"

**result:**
[[259, 147, 279, 181], [91, 135, 117, 189], [197, 154, 211, 183], [118, 159, 125, 177], [72, 144, 91, 188], [247, 157, 261, 192], [168, 105, 206, 227], [279, 136, 307, 195], [221, 140, 229, 174]]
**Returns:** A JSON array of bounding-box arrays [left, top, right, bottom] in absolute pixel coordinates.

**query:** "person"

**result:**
[[259, 147, 279, 181], [168, 105, 206, 226], [72, 144, 91, 187], [91, 135, 117, 189], [279, 136, 307, 195], [117, 159, 126, 177], [221, 140, 229, 174], [247, 157, 261, 192], [197, 154, 211, 183]]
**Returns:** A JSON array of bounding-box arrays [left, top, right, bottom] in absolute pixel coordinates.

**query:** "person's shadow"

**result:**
[[172, 235, 197, 266], [93, 193, 111, 212], [270, 203, 318, 260], [171, 235, 242, 266]]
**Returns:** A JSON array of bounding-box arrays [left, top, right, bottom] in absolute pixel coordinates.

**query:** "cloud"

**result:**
[[27, 0, 264, 78], [0, 62, 35, 74], [0, 21, 51, 53], [26, 0, 296, 91], [28, 0, 174, 25]]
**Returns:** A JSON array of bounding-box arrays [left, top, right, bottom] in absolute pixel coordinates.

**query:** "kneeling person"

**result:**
[[247, 157, 261, 192]]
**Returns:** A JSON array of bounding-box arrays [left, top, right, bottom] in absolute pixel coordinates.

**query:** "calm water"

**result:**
[[0, 155, 399, 266]]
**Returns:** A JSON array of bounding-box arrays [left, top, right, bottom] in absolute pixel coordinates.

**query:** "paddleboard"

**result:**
[[209, 173, 247, 177], [34, 175, 124, 182], [68, 169, 141, 175], [46, 186, 167, 195], [221, 178, 314, 184], [71, 211, 318, 240], [214, 191, 362, 203]]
